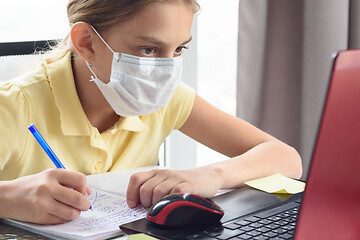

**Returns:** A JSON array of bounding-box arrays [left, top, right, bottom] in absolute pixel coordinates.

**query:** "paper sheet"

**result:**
[[244, 174, 305, 194], [86, 166, 162, 196]]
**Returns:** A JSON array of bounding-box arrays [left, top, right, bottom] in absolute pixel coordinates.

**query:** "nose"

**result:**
[[159, 50, 176, 59]]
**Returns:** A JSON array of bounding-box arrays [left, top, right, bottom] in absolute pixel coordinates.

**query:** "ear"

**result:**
[[71, 22, 96, 62]]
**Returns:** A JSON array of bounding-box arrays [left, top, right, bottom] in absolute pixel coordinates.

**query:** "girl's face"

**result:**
[[98, 2, 193, 57], [91, 2, 193, 82]]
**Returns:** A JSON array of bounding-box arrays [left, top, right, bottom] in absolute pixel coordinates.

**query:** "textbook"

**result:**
[[2, 166, 160, 240]]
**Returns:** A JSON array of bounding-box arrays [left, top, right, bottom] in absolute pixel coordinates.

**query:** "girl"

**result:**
[[0, 0, 302, 224]]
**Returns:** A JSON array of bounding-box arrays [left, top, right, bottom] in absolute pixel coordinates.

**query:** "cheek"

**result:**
[[94, 51, 113, 83]]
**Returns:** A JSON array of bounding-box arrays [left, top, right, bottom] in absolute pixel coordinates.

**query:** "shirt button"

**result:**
[[95, 162, 103, 170]]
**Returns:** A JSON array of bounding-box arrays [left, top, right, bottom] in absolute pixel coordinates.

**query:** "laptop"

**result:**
[[120, 49, 360, 240]]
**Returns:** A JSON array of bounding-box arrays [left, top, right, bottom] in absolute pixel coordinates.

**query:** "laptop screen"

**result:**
[[295, 50, 360, 239]]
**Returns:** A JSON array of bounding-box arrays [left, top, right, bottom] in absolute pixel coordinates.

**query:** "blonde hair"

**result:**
[[44, 0, 200, 63]]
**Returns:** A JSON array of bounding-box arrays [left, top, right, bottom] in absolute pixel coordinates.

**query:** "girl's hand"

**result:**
[[0, 168, 92, 224], [126, 168, 222, 208]]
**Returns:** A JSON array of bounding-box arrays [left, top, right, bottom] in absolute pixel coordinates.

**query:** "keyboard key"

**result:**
[[259, 219, 273, 225], [254, 236, 269, 240], [278, 212, 291, 218], [224, 223, 241, 230], [257, 227, 271, 233], [274, 220, 288, 226], [288, 230, 296, 235], [243, 216, 261, 222], [279, 233, 294, 239], [234, 219, 251, 226], [246, 230, 261, 237], [263, 231, 278, 238], [283, 216, 296, 223], [236, 234, 253, 239], [266, 223, 280, 229], [282, 225, 296, 231], [249, 222, 264, 228], [272, 228, 288, 234], [268, 216, 282, 221], [238, 226, 254, 232]]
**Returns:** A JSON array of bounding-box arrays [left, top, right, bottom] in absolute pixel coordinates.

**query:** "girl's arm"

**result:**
[[179, 95, 303, 188], [126, 95, 302, 208]]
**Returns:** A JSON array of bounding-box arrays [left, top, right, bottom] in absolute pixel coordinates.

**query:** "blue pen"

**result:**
[[28, 124, 92, 210]]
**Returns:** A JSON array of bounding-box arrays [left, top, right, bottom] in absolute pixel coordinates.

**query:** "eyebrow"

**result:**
[[182, 36, 192, 45], [135, 36, 192, 46]]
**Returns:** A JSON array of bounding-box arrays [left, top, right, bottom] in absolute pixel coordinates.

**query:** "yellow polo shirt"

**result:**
[[0, 52, 195, 180]]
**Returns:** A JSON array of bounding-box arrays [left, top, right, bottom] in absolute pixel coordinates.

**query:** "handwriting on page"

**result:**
[[67, 189, 147, 232], [20, 189, 148, 238], [69, 189, 147, 232]]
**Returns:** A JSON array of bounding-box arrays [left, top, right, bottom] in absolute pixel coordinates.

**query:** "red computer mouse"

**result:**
[[146, 193, 224, 228]]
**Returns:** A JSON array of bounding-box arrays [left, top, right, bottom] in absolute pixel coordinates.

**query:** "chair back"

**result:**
[[0, 40, 56, 82]]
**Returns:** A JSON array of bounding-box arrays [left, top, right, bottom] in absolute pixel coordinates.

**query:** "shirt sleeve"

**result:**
[[161, 82, 196, 131], [0, 82, 29, 170]]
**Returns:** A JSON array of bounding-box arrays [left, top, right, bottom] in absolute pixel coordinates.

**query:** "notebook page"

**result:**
[[5, 189, 147, 240]]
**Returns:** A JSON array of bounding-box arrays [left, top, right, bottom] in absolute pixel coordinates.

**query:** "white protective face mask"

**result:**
[[86, 26, 183, 116]]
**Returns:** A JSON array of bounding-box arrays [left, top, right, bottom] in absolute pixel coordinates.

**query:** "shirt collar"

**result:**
[[104, 116, 149, 134], [47, 52, 148, 136]]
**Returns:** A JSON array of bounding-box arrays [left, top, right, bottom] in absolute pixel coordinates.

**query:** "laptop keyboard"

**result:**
[[185, 200, 301, 240]]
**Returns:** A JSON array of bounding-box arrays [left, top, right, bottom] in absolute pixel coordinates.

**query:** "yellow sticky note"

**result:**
[[123, 233, 159, 240], [244, 174, 305, 194]]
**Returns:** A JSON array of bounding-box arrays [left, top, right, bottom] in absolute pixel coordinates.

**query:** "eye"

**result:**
[[174, 46, 188, 55], [140, 47, 156, 56]]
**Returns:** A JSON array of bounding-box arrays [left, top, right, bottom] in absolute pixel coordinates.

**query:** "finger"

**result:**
[[51, 184, 91, 211], [152, 178, 182, 205], [45, 214, 70, 225], [126, 171, 156, 208], [138, 171, 175, 207], [55, 169, 88, 195], [169, 182, 193, 195], [86, 186, 92, 195], [32, 212, 69, 225], [46, 197, 82, 221]]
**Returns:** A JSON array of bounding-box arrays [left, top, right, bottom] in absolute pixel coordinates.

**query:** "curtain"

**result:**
[[237, 0, 360, 178]]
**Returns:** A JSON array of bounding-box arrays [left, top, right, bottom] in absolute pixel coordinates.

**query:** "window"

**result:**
[[168, 0, 239, 169], [196, 0, 239, 166], [0, 1, 68, 42]]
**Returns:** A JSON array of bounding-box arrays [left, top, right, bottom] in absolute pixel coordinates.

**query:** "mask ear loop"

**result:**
[[89, 25, 121, 63], [86, 25, 120, 81], [89, 25, 115, 55]]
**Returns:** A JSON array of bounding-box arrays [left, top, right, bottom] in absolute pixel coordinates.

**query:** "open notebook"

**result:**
[[2, 166, 158, 240]]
